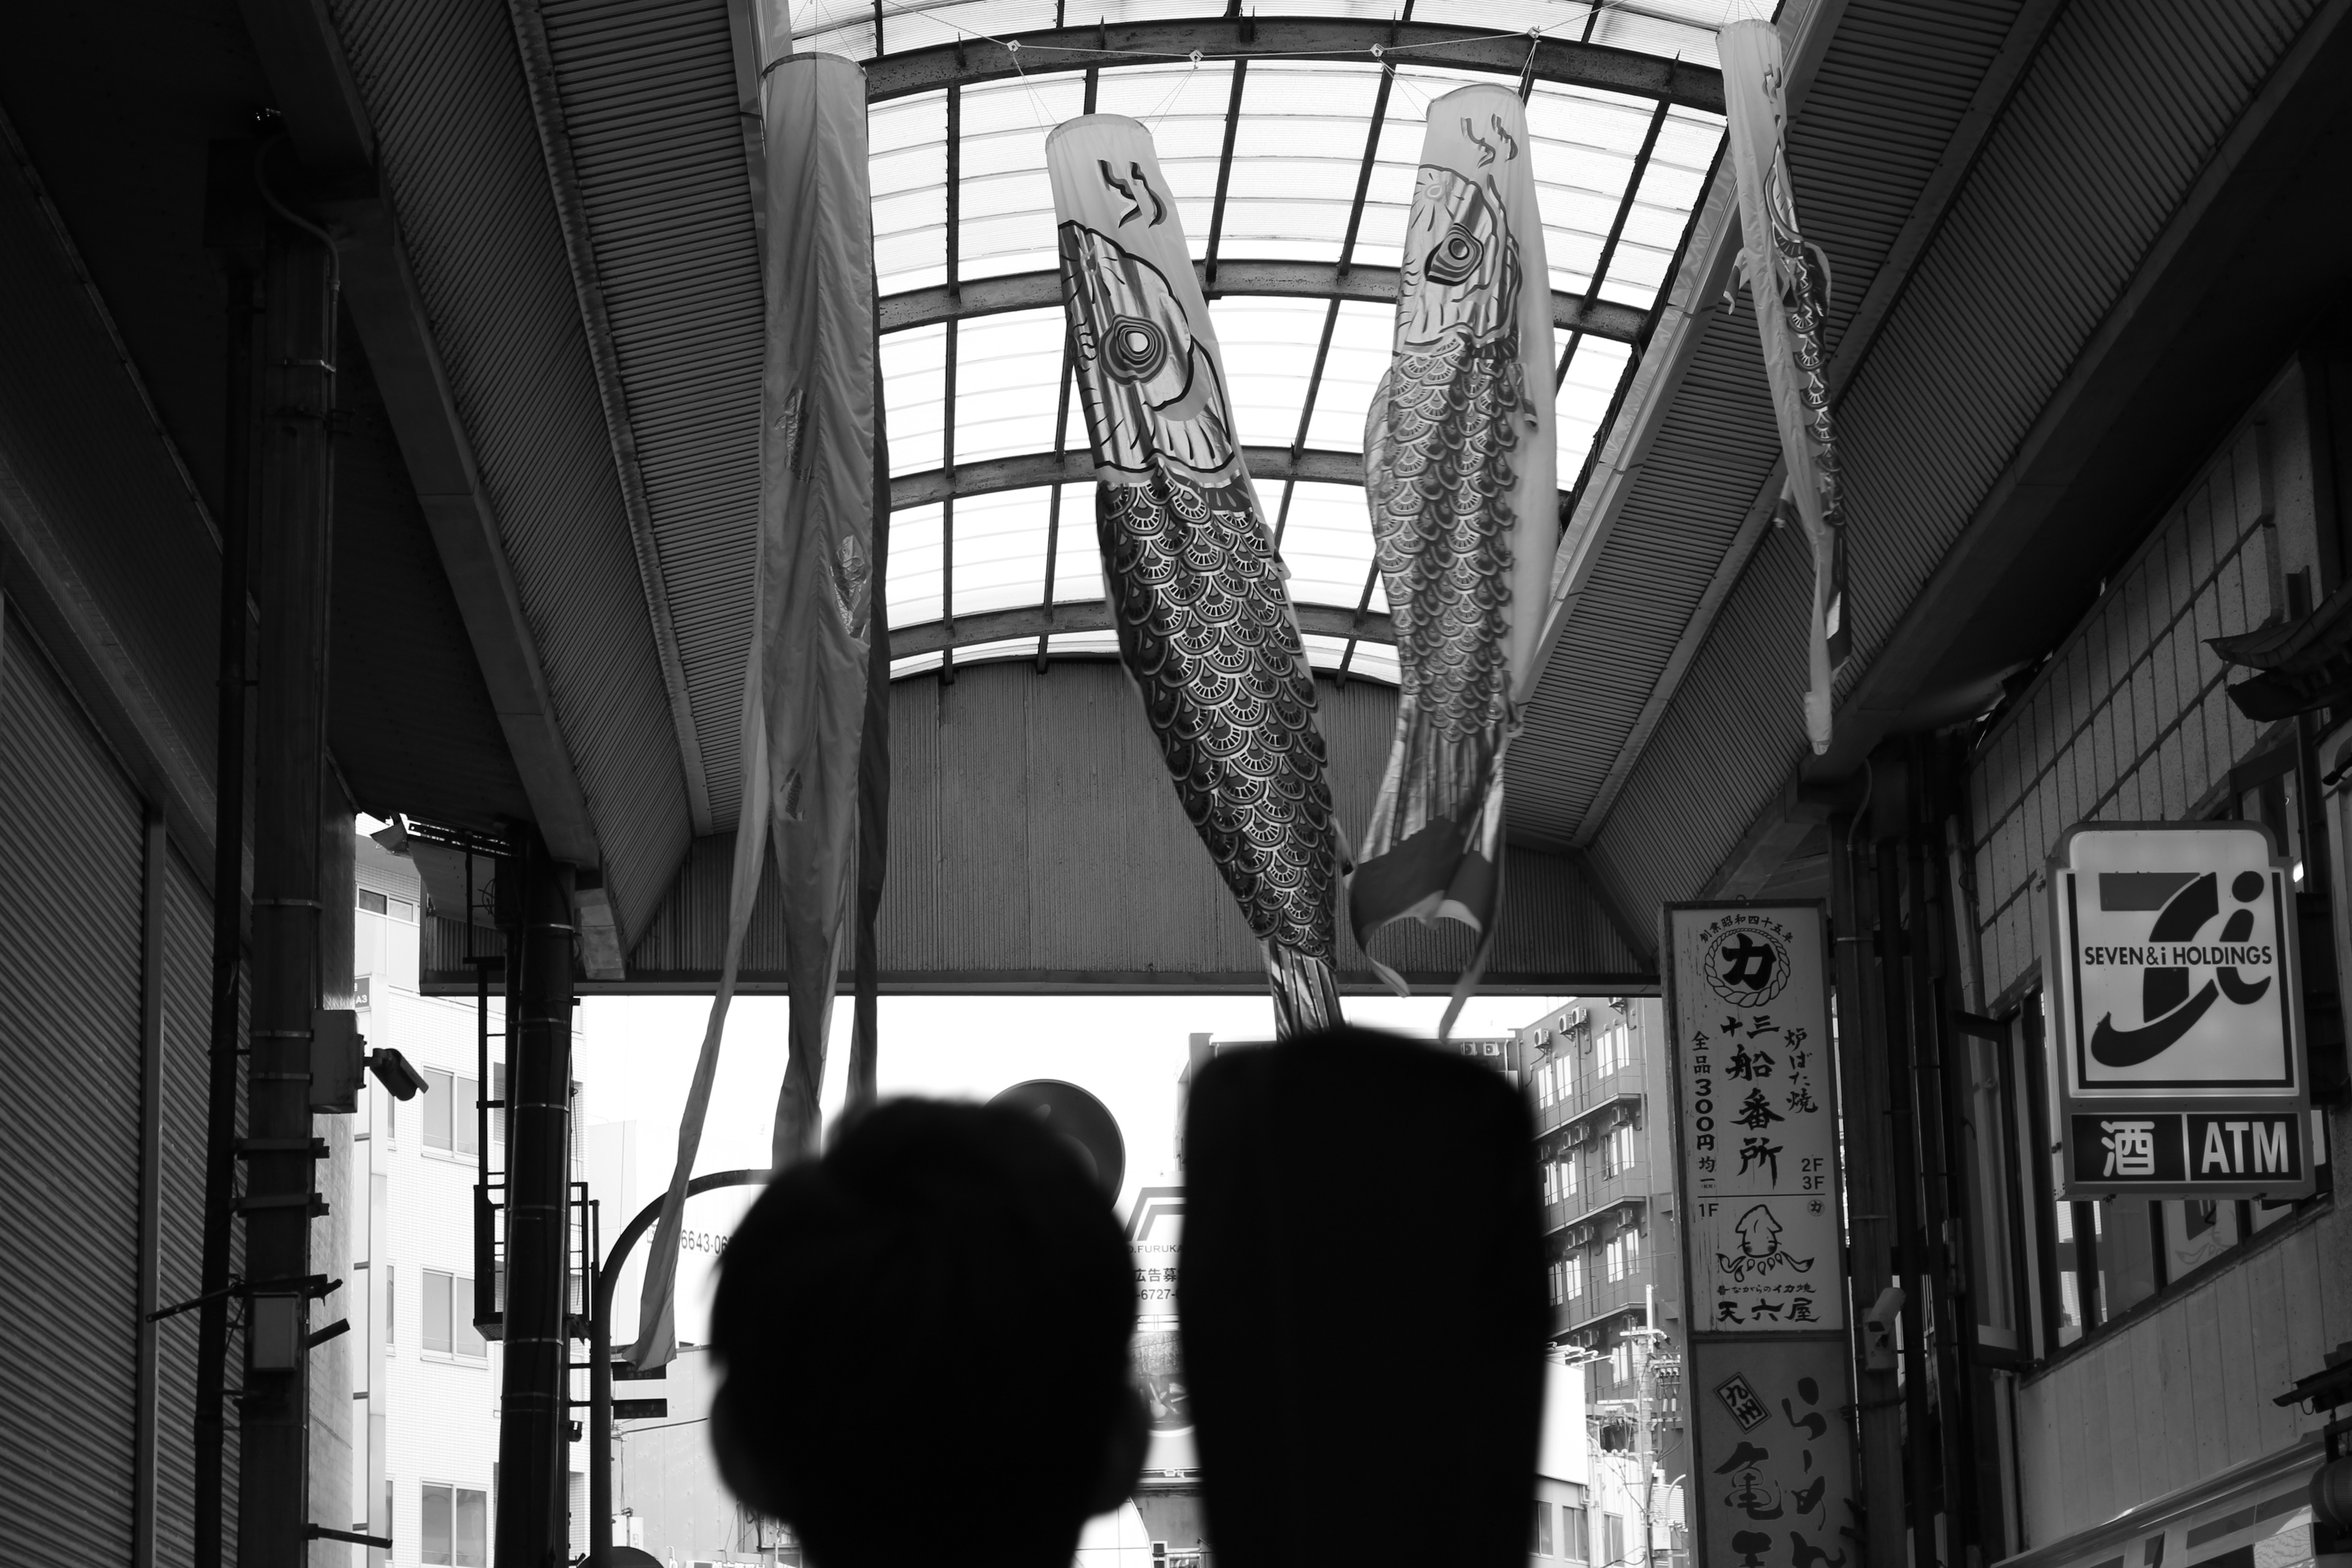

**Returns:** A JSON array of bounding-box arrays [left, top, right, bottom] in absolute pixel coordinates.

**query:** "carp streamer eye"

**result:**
[[1425, 225, 1484, 286], [1106, 315, 1168, 382]]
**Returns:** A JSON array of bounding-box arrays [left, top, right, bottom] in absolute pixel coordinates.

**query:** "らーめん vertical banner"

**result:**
[[1662, 903, 1858, 1565], [1352, 85, 1559, 1031], [1722, 19, 1849, 755], [1047, 113, 1343, 1038], [634, 51, 879, 1370]]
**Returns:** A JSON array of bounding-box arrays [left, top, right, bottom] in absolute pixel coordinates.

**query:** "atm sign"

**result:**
[[2185, 1113, 2302, 1181], [2067, 1113, 2303, 1189]]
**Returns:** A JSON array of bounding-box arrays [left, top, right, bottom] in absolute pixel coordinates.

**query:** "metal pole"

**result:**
[[1639, 1287, 1654, 1568], [194, 247, 257, 1568], [496, 834, 578, 1568], [134, 809, 170, 1568], [238, 198, 339, 1568], [589, 1170, 769, 1562], [1828, 808, 1907, 1568]]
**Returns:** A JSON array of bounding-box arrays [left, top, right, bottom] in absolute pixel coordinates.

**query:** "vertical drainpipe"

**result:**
[[134, 807, 169, 1568], [494, 833, 579, 1568], [1828, 804, 1908, 1568], [238, 200, 339, 1568], [194, 221, 257, 1568]]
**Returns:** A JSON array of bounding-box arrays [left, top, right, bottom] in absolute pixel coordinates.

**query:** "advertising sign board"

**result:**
[[2042, 822, 2315, 1201], [1662, 903, 1856, 1568], [1126, 1185, 1195, 1474]]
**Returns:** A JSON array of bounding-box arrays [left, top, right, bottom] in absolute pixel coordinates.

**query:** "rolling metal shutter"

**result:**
[[0, 612, 149, 1568], [158, 852, 242, 1565]]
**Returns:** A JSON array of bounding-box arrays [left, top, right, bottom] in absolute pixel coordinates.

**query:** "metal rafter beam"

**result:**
[[892, 600, 1396, 658], [1202, 59, 1248, 285], [508, 0, 717, 835], [891, 445, 1374, 510], [876, 262, 1648, 342], [862, 18, 1725, 113]]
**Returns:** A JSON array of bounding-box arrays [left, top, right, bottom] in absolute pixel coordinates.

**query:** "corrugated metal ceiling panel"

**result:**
[[1509, 0, 2029, 851], [1584, 0, 2323, 911], [329, 0, 693, 934], [538, 0, 763, 829]]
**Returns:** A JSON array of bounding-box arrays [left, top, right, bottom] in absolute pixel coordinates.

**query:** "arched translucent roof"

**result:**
[[797, 1, 1731, 681]]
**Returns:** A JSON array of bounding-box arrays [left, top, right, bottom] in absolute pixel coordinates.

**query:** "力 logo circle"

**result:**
[[1703, 921, 1792, 1007]]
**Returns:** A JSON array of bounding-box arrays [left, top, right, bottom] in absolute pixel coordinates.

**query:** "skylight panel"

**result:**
[[1300, 303, 1396, 454], [1301, 633, 1354, 671], [952, 309, 1066, 465], [1052, 497, 1107, 605], [1276, 483, 1376, 609], [888, 502, 946, 629], [1218, 63, 1381, 265], [949, 490, 1052, 617], [870, 93, 948, 292], [1092, 62, 1235, 240], [1047, 630, 1123, 660], [1345, 643, 1401, 686], [1588, 7, 1723, 69], [1211, 298, 1333, 451], [1556, 334, 1632, 486], [956, 77, 1085, 281], [881, 323, 948, 476], [951, 636, 1044, 668]]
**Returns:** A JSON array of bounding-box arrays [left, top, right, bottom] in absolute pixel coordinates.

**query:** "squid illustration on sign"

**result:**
[[1047, 115, 1344, 1037], [1352, 87, 1559, 1030], [1723, 20, 1850, 755]]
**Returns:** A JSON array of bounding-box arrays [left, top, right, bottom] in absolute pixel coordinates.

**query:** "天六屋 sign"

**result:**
[[2044, 822, 2316, 1202]]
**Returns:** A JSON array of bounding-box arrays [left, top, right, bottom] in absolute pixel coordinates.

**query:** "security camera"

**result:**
[[365, 1047, 428, 1102]]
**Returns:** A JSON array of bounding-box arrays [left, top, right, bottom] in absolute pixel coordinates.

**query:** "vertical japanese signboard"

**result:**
[[1663, 904, 1856, 1568], [2043, 822, 2315, 1200]]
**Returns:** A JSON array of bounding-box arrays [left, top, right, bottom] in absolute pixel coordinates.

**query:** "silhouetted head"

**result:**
[[709, 1099, 1146, 1568]]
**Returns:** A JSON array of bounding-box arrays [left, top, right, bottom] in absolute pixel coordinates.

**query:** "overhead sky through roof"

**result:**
[[793, 1, 1732, 680]]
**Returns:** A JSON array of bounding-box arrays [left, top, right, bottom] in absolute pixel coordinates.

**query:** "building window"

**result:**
[[1532, 1500, 1553, 1556], [1605, 1237, 1623, 1283], [384, 1264, 395, 1348], [423, 1069, 480, 1156], [1545, 1158, 1578, 1205], [1602, 1125, 1634, 1178], [1562, 1505, 1589, 1562], [423, 1270, 486, 1359], [1567, 1254, 1585, 1300], [360, 889, 388, 915], [421, 1483, 488, 1567], [1604, 1513, 1624, 1567]]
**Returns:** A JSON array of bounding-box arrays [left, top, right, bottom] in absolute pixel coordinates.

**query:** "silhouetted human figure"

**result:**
[[709, 1099, 1148, 1568], [1179, 1028, 1547, 1568]]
